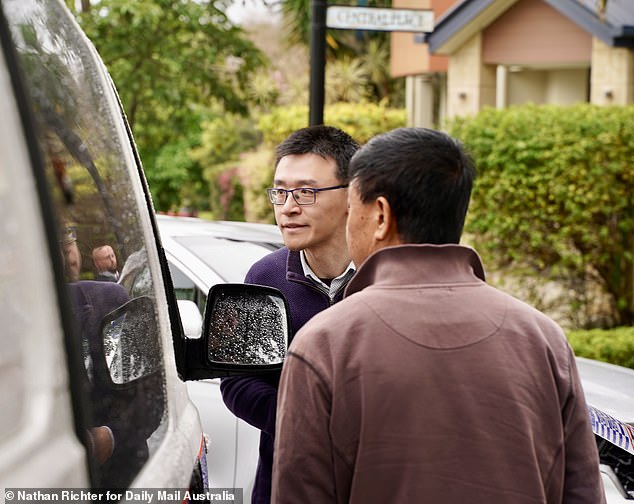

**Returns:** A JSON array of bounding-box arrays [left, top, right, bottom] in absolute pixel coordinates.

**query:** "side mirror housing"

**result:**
[[181, 284, 291, 380], [178, 299, 203, 339]]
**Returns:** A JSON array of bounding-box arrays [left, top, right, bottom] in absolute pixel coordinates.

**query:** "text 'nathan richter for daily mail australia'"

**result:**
[[4, 489, 243, 504]]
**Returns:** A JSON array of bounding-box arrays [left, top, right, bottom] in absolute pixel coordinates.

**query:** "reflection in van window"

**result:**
[[2, 0, 167, 488]]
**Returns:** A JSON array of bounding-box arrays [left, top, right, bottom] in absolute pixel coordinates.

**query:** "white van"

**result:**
[[0, 0, 218, 494]]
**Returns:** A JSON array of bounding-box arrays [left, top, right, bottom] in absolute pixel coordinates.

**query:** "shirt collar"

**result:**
[[344, 244, 486, 297], [300, 250, 355, 296]]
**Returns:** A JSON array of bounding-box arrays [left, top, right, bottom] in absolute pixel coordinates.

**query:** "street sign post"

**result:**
[[310, 0, 328, 126], [326, 6, 434, 33]]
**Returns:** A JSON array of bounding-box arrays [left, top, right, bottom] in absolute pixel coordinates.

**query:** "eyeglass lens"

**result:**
[[269, 188, 315, 205]]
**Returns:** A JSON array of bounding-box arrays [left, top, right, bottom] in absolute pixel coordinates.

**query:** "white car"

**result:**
[[157, 214, 284, 500], [576, 357, 634, 501]]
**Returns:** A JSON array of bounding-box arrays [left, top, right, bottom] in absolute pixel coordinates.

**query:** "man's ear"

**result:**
[[374, 196, 399, 243]]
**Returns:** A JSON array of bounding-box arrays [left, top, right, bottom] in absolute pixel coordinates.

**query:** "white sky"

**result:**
[[225, 0, 280, 24]]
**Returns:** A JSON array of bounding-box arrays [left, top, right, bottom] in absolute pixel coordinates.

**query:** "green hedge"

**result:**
[[567, 326, 634, 369], [449, 104, 634, 327]]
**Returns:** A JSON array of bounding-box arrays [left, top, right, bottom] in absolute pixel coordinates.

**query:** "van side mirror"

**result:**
[[180, 284, 291, 380]]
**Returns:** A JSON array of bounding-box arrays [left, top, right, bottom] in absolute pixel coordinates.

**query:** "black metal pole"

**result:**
[[309, 0, 326, 126]]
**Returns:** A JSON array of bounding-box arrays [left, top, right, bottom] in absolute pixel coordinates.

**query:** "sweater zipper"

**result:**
[[288, 276, 341, 307]]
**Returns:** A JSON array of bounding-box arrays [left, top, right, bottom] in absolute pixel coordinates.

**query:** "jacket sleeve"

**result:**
[[220, 373, 279, 435], [562, 346, 606, 503], [272, 351, 337, 503]]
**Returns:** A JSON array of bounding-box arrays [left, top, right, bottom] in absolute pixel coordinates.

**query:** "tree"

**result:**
[[65, 0, 266, 211], [190, 110, 261, 218]]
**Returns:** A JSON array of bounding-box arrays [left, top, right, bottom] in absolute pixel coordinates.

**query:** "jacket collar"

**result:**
[[286, 248, 305, 280], [344, 244, 486, 297]]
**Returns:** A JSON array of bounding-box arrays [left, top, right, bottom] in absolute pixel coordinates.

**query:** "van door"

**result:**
[[0, 0, 203, 490], [0, 9, 89, 488]]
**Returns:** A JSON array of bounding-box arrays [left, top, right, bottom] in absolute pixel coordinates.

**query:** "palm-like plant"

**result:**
[[278, 0, 401, 104], [325, 56, 369, 103], [360, 38, 393, 101]]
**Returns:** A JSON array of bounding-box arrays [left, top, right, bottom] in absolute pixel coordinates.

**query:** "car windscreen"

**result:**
[[173, 236, 280, 283]]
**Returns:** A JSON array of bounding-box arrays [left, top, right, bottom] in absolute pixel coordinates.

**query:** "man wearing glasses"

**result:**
[[221, 125, 359, 504]]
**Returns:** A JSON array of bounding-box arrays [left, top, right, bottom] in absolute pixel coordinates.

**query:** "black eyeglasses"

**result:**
[[266, 185, 348, 206], [60, 225, 77, 244]]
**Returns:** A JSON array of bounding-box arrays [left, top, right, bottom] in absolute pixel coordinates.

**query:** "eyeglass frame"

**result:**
[[266, 184, 349, 206], [60, 225, 77, 244]]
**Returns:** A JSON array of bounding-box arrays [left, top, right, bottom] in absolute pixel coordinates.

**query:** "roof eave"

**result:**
[[428, 0, 634, 54], [543, 0, 634, 47]]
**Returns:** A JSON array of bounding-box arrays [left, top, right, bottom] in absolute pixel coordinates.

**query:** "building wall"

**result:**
[[444, 0, 599, 119], [447, 33, 496, 118], [591, 37, 634, 105], [507, 68, 589, 105], [408, 0, 633, 124], [482, 0, 592, 65], [390, 0, 455, 77], [545, 69, 589, 104]]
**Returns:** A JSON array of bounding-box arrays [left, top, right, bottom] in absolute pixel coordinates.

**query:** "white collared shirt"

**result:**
[[300, 250, 356, 301]]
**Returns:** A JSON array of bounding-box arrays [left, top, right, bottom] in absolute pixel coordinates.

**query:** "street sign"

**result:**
[[326, 6, 434, 33]]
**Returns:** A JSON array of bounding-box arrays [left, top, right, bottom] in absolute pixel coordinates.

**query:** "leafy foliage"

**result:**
[[240, 147, 278, 223], [279, 0, 401, 105], [151, 134, 203, 211], [65, 0, 404, 215], [567, 326, 634, 370], [258, 101, 406, 146], [66, 0, 266, 210], [449, 104, 634, 326], [326, 57, 370, 103], [190, 112, 261, 219]]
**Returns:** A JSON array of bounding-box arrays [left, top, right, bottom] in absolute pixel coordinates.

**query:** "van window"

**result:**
[[2, 0, 167, 488]]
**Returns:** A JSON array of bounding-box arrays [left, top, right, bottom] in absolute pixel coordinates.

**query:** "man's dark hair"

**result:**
[[349, 127, 476, 244], [275, 125, 360, 183]]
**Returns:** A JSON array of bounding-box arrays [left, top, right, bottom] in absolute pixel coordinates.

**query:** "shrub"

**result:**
[[567, 326, 634, 370], [449, 104, 634, 327], [190, 112, 261, 219]]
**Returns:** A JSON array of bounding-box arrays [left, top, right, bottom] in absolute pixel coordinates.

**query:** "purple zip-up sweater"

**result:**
[[220, 247, 349, 504]]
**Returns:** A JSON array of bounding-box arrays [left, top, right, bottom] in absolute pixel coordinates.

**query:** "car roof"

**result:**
[[156, 214, 282, 245], [157, 214, 283, 288], [576, 356, 634, 423]]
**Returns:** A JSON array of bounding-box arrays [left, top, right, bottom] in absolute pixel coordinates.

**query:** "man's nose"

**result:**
[[280, 193, 300, 214]]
